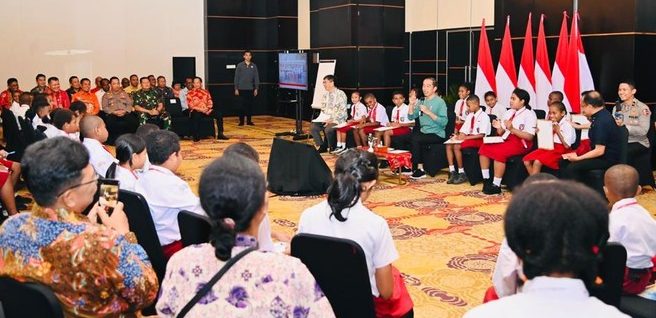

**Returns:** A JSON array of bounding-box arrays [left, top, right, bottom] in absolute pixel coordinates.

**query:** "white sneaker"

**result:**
[[330, 147, 345, 154]]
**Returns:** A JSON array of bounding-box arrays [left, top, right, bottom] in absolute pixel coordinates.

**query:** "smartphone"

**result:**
[[98, 179, 120, 217]]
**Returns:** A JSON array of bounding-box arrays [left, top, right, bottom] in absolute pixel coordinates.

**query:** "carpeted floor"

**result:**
[[159, 115, 656, 317]]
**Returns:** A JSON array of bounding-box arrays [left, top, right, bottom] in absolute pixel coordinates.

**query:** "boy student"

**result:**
[[484, 91, 506, 120], [523, 101, 575, 175], [332, 91, 367, 154], [353, 93, 389, 148], [80, 115, 117, 176], [375, 91, 413, 147], [48, 108, 80, 140], [446, 95, 490, 184], [604, 164, 656, 295]]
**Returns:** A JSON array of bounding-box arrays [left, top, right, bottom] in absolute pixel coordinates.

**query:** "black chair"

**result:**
[[0, 276, 64, 318], [534, 109, 546, 120], [620, 295, 656, 318], [177, 210, 211, 247], [462, 115, 498, 185], [589, 242, 627, 308], [165, 97, 216, 139], [1, 110, 25, 161], [422, 107, 455, 177], [291, 233, 376, 318]]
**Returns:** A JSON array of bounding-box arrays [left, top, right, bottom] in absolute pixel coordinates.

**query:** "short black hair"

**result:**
[[148, 75, 155, 79], [549, 91, 564, 100], [512, 88, 531, 107], [109, 76, 119, 83], [193, 76, 203, 83], [52, 109, 74, 130], [80, 78, 91, 85], [130, 74, 138, 79], [135, 123, 160, 138], [550, 101, 567, 114], [19, 92, 32, 105], [22, 137, 90, 206], [7, 78, 18, 85], [243, 50, 252, 55], [392, 91, 404, 98], [36, 74, 46, 81], [115, 134, 146, 165], [505, 180, 609, 286], [523, 172, 558, 186], [484, 91, 497, 99], [157, 76, 165, 81], [31, 96, 50, 114], [224, 142, 259, 163], [466, 94, 480, 104], [583, 91, 605, 108], [140, 77, 149, 83], [323, 74, 335, 82], [619, 79, 636, 89], [460, 82, 473, 92], [47, 77, 59, 84], [69, 101, 87, 115], [144, 130, 180, 165], [68, 76, 78, 84]]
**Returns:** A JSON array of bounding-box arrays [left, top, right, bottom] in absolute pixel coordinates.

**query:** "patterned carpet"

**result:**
[[175, 115, 656, 317]]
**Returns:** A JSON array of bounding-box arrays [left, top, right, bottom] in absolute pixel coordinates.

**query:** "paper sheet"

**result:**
[[483, 136, 505, 144], [444, 137, 464, 144], [374, 126, 395, 132], [570, 114, 590, 125], [311, 112, 330, 123], [388, 149, 409, 154], [537, 120, 554, 150]]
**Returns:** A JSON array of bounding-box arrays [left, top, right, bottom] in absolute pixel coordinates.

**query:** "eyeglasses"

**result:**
[[57, 173, 101, 197]]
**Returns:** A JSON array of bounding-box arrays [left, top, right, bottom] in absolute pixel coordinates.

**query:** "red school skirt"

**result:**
[[623, 267, 653, 295], [0, 158, 14, 187], [478, 135, 533, 163], [336, 122, 359, 133], [461, 138, 484, 149], [523, 143, 569, 169], [363, 125, 382, 135], [387, 127, 411, 136], [454, 122, 463, 134]]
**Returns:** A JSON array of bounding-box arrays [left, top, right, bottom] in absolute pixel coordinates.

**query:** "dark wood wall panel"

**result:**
[[310, 7, 354, 47]]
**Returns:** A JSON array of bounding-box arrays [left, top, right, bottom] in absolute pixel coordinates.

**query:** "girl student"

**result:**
[[332, 91, 368, 154], [105, 134, 148, 191], [523, 101, 576, 175]]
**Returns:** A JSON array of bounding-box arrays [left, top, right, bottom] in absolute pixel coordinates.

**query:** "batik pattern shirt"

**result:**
[[320, 88, 348, 125], [156, 236, 335, 318], [187, 89, 214, 114], [0, 89, 20, 109], [0, 207, 158, 317], [48, 89, 71, 109]]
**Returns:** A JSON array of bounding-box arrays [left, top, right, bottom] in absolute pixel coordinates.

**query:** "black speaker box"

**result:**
[[267, 138, 333, 196]]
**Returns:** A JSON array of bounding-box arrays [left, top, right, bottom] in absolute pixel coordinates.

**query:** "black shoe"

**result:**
[[247, 122, 255, 126], [482, 179, 491, 192], [401, 167, 413, 175], [14, 195, 32, 205], [317, 146, 328, 153], [193, 136, 200, 142], [379, 161, 390, 169], [446, 171, 457, 184], [411, 169, 426, 179], [452, 172, 468, 185], [217, 134, 229, 140], [483, 183, 502, 195], [238, 122, 244, 126]]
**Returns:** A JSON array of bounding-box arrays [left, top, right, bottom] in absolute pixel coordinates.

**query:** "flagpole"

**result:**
[[573, 0, 579, 11]]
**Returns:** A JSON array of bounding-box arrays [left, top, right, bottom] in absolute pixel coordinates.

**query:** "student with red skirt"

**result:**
[[375, 91, 413, 147], [332, 91, 367, 154], [479, 88, 537, 195], [446, 95, 490, 184], [523, 101, 576, 175], [354, 93, 389, 147]]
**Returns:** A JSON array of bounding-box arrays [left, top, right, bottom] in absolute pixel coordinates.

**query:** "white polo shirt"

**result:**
[[115, 165, 139, 192], [501, 107, 537, 135], [390, 103, 412, 124], [350, 102, 367, 120], [486, 102, 507, 120], [460, 109, 491, 136], [492, 238, 521, 297], [367, 103, 390, 126], [298, 200, 399, 297], [555, 117, 576, 145], [608, 198, 656, 269], [82, 138, 118, 177], [455, 98, 468, 121]]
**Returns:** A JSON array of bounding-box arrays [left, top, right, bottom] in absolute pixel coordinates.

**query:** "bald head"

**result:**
[[80, 115, 104, 139], [604, 164, 639, 199]]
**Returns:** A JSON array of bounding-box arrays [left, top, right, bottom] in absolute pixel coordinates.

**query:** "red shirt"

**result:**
[[49, 90, 71, 109], [0, 89, 21, 109], [186, 88, 213, 114], [91, 87, 101, 94]]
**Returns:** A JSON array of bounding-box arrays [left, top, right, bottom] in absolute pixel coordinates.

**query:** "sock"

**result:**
[[458, 168, 465, 174], [493, 177, 502, 187], [418, 164, 424, 171], [338, 142, 344, 148], [482, 170, 490, 179], [449, 165, 455, 172]]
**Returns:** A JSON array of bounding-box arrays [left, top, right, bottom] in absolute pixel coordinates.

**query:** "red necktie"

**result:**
[[459, 99, 466, 117], [470, 113, 476, 130], [369, 106, 376, 122], [396, 107, 400, 122]]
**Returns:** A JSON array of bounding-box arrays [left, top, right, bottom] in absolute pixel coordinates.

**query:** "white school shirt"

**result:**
[[501, 107, 538, 135], [390, 103, 412, 125], [465, 277, 629, 318], [554, 117, 576, 145], [32, 115, 45, 129], [115, 165, 139, 192], [10, 103, 30, 128], [367, 103, 389, 127], [492, 238, 521, 297], [134, 165, 206, 246], [608, 198, 656, 269], [459, 109, 491, 136], [95, 89, 106, 107], [486, 102, 506, 120], [44, 126, 67, 139], [82, 138, 118, 177], [297, 200, 399, 297], [455, 98, 468, 120], [350, 102, 367, 120], [179, 87, 189, 111]]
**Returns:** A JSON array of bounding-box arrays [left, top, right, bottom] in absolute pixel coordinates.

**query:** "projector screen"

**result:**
[[278, 53, 308, 91]]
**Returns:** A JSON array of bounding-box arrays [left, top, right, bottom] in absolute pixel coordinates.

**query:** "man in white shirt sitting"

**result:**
[[134, 130, 205, 259], [80, 115, 117, 176], [10, 92, 31, 128]]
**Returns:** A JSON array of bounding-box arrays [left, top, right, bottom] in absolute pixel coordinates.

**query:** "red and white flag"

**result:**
[[552, 11, 569, 109], [517, 13, 536, 109], [534, 14, 552, 113], [474, 19, 496, 99], [495, 16, 517, 108], [564, 11, 594, 113]]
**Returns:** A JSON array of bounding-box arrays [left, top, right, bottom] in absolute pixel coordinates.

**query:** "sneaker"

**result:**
[[410, 169, 426, 179], [446, 171, 457, 184], [401, 167, 413, 175], [452, 172, 468, 185], [483, 183, 502, 195], [330, 147, 345, 154]]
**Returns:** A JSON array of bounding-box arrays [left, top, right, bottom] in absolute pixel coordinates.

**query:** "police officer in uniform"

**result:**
[[614, 80, 651, 158]]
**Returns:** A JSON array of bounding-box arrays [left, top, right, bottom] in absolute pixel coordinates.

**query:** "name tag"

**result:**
[[169, 99, 177, 104]]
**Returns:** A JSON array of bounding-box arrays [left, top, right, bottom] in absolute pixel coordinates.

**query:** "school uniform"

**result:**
[[114, 165, 139, 192], [465, 277, 629, 318], [486, 102, 506, 120], [478, 107, 537, 163], [491, 239, 521, 298], [523, 118, 576, 169], [361, 103, 390, 135], [454, 98, 469, 133], [42, 125, 65, 139], [459, 109, 491, 149], [608, 198, 656, 294], [0, 158, 15, 187], [336, 102, 367, 133], [386, 103, 412, 136], [82, 138, 118, 177]]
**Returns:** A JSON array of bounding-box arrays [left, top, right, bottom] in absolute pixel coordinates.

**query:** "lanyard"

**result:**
[[509, 108, 526, 122]]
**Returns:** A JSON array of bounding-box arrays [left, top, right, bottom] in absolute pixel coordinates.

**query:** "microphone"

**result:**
[[419, 97, 425, 116]]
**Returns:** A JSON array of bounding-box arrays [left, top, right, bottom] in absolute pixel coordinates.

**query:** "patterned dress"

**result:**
[[0, 207, 158, 317], [156, 235, 335, 317], [132, 89, 171, 129]]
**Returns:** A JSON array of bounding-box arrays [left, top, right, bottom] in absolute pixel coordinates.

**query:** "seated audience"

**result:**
[[95, 77, 109, 107], [102, 77, 138, 144], [604, 165, 656, 295], [70, 100, 88, 118], [132, 77, 171, 130], [91, 76, 103, 93], [186, 77, 228, 141], [446, 95, 490, 184], [0, 137, 157, 316], [31, 97, 52, 130], [121, 77, 130, 89], [479, 88, 537, 194], [156, 152, 334, 317], [310, 75, 348, 153], [0, 78, 21, 109], [155, 75, 174, 99], [453, 83, 472, 133], [484, 91, 506, 119], [48, 108, 80, 140], [125, 74, 140, 95], [10, 92, 31, 127], [375, 91, 413, 148], [178, 77, 192, 113], [523, 101, 575, 175], [353, 93, 390, 148], [148, 74, 156, 88], [134, 123, 159, 173], [46, 77, 70, 109], [135, 130, 205, 259], [172, 82, 182, 98], [408, 77, 449, 179], [106, 134, 147, 191], [72, 77, 100, 115], [614, 80, 651, 158], [80, 115, 117, 176], [562, 91, 622, 181], [332, 91, 367, 153], [30, 73, 47, 95], [298, 149, 413, 317], [65, 76, 80, 100], [465, 180, 628, 317]]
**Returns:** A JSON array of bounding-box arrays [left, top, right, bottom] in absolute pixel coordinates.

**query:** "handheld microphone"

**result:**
[[419, 97, 425, 116]]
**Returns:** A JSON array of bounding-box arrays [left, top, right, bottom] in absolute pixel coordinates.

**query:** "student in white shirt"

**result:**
[[523, 101, 576, 175], [484, 91, 506, 120], [134, 123, 160, 174], [332, 91, 367, 154], [31, 98, 51, 130], [374, 91, 414, 147], [105, 134, 147, 191], [10, 92, 31, 128], [466, 180, 628, 318], [354, 93, 390, 148], [134, 130, 205, 259], [49, 109, 80, 140], [446, 95, 491, 185], [298, 149, 413, 317], [80, 115, 117, 176], [453, 83, 472, 134], [604, 164, 656, 295]]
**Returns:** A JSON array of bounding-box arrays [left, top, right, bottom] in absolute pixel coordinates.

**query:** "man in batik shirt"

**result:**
[[46, 76, 71, 109], [72, 78, 101, 115], [0, 78, 22, 109], [310, 75, 347, 153], [133, 77, 171, 130], [187, 76, 229, 141]]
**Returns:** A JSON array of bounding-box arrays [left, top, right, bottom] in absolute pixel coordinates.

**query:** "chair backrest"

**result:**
[[177, 210, 212, 247], [17, 117, 36, 146], [1, 110, 23, 155], [0, 276, 64, 318], [118, 189, 167, 283], [164, 97, 184, 117], [589, 242, 627, 308], [291, 233, 376, 318]]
